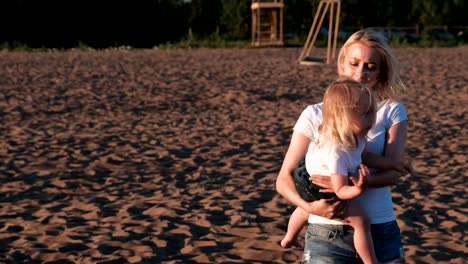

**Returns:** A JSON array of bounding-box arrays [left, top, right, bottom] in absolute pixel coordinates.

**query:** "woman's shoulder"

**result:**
[[303, 102, 323, 114], [376, 99, 408, 125], [295, 102, 323, 140], [378, 99, 406, 111]]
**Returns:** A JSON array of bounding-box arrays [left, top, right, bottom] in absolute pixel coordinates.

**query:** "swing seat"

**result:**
[[299, 56, 326, 65]]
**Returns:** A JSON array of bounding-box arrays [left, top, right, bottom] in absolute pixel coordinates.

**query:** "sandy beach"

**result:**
[[0, 47, 466, 263]]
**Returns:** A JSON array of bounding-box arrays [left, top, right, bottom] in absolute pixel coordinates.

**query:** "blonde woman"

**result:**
[[276, 29, 410, 263], [281, 79, 409, 264]]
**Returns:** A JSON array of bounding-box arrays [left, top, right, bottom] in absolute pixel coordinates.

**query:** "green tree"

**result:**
[[189, 0, 222, 37], [283, 0, 314, 38], [219, 0, 250, 40]]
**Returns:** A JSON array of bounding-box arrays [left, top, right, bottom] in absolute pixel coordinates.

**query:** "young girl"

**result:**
[[281, 78, 409, 264]]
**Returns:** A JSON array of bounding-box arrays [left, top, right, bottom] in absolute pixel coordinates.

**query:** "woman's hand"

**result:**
[[400, 160, 414, 177], [309, 174, 333, 190], [307, 175, 348, 221], [305, 198, 349, 222], [385, 160, 413, 178]]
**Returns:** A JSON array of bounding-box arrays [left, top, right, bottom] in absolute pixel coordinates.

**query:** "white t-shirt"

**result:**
[[306, 137, 366, 225], [294, 100, 408, 224]]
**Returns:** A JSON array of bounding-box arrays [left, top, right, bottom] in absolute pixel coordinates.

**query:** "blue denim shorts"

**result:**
[[371, 220, 404, 263], [302, 224, 360, 264], [302, 221, 404, 263]]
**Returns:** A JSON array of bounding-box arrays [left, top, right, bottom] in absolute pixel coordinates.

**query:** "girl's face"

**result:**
[[351, 91, 375, 136], [342, 43, 381, 90]]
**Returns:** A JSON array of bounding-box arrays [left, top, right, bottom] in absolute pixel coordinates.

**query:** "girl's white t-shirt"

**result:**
[[306, 137, 367, 225], [294, 100, 408, 224]]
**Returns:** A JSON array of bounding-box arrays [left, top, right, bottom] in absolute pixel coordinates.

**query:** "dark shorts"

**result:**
[[294, 158, 337, 201]]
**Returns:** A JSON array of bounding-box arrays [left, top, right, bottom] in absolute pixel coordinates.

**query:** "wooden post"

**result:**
[[332, 0, 341, 60], [298, 0, 341, 65], [326, 1, 334, 64], [251, 9, 255, 45]]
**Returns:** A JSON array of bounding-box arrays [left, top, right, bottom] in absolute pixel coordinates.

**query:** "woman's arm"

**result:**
[[366, 121, 408, 188], [276, 131, 342, 217], [362, 151, 410, 176]]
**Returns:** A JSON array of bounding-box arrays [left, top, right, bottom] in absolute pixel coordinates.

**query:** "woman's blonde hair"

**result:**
[[320, 77, 377, 149], [337, 28, 406, 101]]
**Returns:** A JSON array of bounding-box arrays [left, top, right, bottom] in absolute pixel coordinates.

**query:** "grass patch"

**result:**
[[0, 35, 466, 52]]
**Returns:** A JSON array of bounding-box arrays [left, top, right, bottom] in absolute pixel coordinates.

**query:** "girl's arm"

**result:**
[[331, 164, 369, 200], [331, 174, 362, 200], [365, 121, 408, 188], [276, 131, 342, 217]]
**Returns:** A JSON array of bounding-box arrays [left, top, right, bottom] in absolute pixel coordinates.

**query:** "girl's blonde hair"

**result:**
[[320, 77, 377, 149], [337, 28, 406, 101]]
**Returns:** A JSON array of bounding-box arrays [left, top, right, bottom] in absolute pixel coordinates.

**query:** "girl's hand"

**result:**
[[349, 164, 370, 191]]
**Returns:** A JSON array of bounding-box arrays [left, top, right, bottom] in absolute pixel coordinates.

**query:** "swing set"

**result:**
[[251, 0, 342, 65]]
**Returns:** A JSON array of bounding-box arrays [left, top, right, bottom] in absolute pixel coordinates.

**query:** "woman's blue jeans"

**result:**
[[302, 222, 404, 263], [302, 224, 359, 264]]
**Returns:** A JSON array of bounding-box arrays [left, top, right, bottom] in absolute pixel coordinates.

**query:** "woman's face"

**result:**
[[351, 91, 375, 137], [341, 43, 381, 89]]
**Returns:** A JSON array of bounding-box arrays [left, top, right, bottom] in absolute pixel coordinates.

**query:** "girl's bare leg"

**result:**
[[281, 207, 308, 248], [346, 202, 378, 264]]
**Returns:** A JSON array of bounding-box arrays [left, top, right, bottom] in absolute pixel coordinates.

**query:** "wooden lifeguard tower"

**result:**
[[251, 0, 284, 47], [298, 0, 341, 65]]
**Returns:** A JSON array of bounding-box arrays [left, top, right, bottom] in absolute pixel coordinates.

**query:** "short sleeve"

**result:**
[[367, 100, 408, 155], [293, 103, 323, 140], [327, 149, 348, 176], [386, 100, 408, 128]]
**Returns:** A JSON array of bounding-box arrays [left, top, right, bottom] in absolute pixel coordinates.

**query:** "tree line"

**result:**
[[1, 0, 466, 48]]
